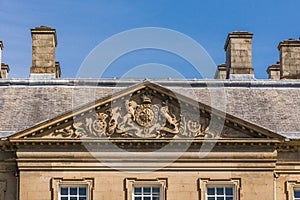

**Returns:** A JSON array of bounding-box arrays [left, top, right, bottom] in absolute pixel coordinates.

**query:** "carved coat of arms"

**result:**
[[52, 90, 210, 139], [116, 94, 178, 138]]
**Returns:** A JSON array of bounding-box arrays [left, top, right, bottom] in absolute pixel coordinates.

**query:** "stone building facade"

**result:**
[[0, 26, 300, 200]]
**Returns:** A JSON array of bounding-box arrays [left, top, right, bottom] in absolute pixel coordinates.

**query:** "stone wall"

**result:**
[[0, 151, 17, 200]]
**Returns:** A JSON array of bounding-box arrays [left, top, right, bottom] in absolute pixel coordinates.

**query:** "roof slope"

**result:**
[[0, 79, 299, 135], [10, 81, 283, 141]]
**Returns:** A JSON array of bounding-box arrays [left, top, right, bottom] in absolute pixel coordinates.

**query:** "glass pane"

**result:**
[[134, 197, 142, 200], [70, 197, 77, 200], [61, 198, 68, 200], [134, 187, 142, 195], [60, 187, 68, 195], [144, 197, 151, 200], [79, 197, 87, 200], [208, 198, 215, 200], [225, 187, 233, 195], [153, 197, 160, 200], [207, 187, 215, 195], [295, 190, 300, 198], [79, 187, 86, 195], [217, 197, 224, 200], [226, 197, 233, 200], [152, 187, 160, 194], [70, 187, 77, 195], [217, 187, 224, 195], [143, 187, 151, 194]]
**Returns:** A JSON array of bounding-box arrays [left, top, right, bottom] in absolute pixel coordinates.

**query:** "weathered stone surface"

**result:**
[[267, 62, 280, 80], [224, 31, 254, 78], [1, 80, 299, 200], [214, 63, 227, 79], [30, 66, 56, 73], [0, 41, 2, 68], [278, 39, 300, 79], [0, 151, 16, 200], [30, 26, 60, 78], [18, 169, 276, 200], [0, 79, 299, 135], [0, 64, 9, 79], [3, 26, 300, 200]]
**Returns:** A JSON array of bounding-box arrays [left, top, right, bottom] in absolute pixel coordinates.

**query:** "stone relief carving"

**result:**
[[221, 126, 252, 138], [51, 91, 212, 139], [179, 110, 210, 138]]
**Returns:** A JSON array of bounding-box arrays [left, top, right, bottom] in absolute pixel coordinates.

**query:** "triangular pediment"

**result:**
[[9, 81, 285, 142]]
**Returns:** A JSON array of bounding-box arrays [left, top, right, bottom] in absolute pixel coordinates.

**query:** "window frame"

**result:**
[[132, 185, 161, 200], [124, 178, 168, 200], [206, 185, 235, 200], [198, 178, 241, 200], [286, 181, 300, 200], [51, 178, 94, 200], [294, 188, 300, 200], [59, 185, 88, 200]]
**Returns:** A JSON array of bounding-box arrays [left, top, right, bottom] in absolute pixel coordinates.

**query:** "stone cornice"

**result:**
[[1, 79, 300, 88]]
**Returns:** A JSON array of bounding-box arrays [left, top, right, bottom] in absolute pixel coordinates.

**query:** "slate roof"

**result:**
[[0, 79, 299, 137]]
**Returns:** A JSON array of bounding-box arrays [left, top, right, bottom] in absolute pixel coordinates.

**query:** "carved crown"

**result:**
[[141, 93, 152, 103]]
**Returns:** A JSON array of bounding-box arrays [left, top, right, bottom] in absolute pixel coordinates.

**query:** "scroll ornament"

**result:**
[[52, 94, 210, 138]]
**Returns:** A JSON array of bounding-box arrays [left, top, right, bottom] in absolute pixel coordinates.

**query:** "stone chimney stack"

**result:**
[[0, 41, 2, 65], [214, 63, 227, 79], [278, 39, 300, 79], [1, 64, 9, 78], [224, 31, 254, 79], [267, 61, 280, 80], [0, 41, 10, 78], [30, 26, 60, 78]]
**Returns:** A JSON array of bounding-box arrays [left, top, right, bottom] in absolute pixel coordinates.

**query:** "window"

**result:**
[[51, 178, 94, 200], [286, 181, 300, 200], [59, 186, 87, 200], [206, 186, 234, 200], [125, 178, 167, 200], [294, 188, 300, 200], [133, 186, 161, 200], [198, 178, 241, 200]]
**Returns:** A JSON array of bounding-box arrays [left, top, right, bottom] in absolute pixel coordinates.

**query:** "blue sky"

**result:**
[[0, 0, 299, 79]]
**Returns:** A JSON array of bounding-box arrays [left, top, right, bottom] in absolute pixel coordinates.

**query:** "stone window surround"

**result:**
[[124, 178, 168, 200], [286, 180, 300, 200], [198, 178, 241, 200], [51, 178, 94, 200], [0, 180, 6, 200]]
